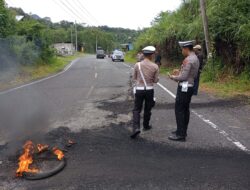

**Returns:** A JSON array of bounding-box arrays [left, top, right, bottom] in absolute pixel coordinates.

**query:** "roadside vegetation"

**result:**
[[17, 53, 84, 80], [133, 0, 250, 98], [0, 0, 138, 90], [124, 51, 137, 63], [0, 53, 83, 90]]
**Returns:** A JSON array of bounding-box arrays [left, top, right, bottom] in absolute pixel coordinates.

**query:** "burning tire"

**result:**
[[16, 141, 67, 180], [22, 157, 66, 180]]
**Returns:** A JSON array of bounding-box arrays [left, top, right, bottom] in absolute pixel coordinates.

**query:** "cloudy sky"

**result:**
[[6, 0, 182, 29]]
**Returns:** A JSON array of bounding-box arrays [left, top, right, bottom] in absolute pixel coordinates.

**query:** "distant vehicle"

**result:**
[[96, 49, 105, 59], [111, 50, 124, 62]]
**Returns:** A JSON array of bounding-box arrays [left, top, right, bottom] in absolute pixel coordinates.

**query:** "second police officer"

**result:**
[[131, 46, 159, 139], [169, 41, 200, 141]]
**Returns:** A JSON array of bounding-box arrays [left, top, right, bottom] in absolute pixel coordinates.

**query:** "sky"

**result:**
[[5, 0, 182, 29]]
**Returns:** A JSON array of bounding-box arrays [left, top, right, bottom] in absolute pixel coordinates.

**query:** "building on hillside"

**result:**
[[121, 43, 133, 51], [15, 15, 24, 21], [53, 43, 75, 56]]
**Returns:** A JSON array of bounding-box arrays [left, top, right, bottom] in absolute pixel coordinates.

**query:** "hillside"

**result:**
[[133, 0, 250, 98]]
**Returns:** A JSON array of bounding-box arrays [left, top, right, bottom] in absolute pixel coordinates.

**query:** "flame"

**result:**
[[53, 147, 64, 160], [37, 144, 49, 153], [16, 141, 38, 176]]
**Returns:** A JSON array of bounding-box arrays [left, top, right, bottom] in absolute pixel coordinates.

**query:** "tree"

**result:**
[[134, 0, 250, 74], [208, 0, 250, 72], [0, 0, 15, 37], [77, 28, 115, 53]]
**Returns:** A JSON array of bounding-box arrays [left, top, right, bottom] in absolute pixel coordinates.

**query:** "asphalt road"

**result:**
[[0, 55, 249, 190]]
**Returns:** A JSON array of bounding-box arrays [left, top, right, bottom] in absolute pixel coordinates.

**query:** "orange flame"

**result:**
[[37, 144, 49, 153], [16, 141, 38, 176], [53, 147, 64, 160]]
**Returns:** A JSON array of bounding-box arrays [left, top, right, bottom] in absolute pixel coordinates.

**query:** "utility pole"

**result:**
[[75, 21, 78, 52], [70, 25, 73, 54], [95, 35, 98, 52], [71, 26, 73, 45], [200, 0, 210, 57]]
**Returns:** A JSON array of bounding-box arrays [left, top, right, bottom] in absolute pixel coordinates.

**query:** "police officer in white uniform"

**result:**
[[131, 46, 159, 139], [168, 41, 200, 141]]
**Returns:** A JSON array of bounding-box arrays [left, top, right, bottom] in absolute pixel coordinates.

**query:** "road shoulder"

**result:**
[[0, 53, 84, 93]]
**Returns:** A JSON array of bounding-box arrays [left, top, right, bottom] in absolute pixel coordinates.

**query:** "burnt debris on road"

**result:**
[[0, 56, 249, 190]]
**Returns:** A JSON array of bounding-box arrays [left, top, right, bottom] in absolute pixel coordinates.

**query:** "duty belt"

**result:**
[[179, 82, 194, 87], [136, 86, 154, 90]]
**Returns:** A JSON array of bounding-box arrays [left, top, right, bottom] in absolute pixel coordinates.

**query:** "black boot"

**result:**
[[130, 129, 141, 139], [171, 130, 177, 135], [168, 134, 186, 142], [143, 125, 152, 131], [171, 130, 187, 137]]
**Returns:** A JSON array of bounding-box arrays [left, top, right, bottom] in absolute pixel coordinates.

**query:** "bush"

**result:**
[[40, 47, 55, 64], [0, 0, 16, 37], [201, 58, 222, 82], [134, 0, 250, 75], [0, 36, 56, 67], [9, 36, 40, 65], [0, 36, 40, 69]]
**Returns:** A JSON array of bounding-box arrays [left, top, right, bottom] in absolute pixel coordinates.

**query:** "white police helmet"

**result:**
[[178, 41, 194, 48], [142, 46, 156, 54]]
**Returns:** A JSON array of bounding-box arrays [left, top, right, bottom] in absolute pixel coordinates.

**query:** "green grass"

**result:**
[[199, 61, 250, 98], [0, 53, 84, 90], [160, 66, 175, 75], [125, 51, 137, 63], [21, 53, 83, 80], [200, 76, 250, 98], [159, 63, 250, 99]]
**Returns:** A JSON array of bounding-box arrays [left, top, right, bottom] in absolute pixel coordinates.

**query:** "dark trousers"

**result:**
[[193, 72, 200, 95], [133, 89, 154, 130], [175, 86, 194, 137]]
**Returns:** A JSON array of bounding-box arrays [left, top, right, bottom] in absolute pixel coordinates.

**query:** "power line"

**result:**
[[64, 0, 93, 25], [6, 0, 14, 7], [74, 0, 101, 26], [59, 0, 85, 23], [73, 0, 97, 25], [57, 0, 86, 24], [52, 0, 79, 22], [73, 0, 96, 26]]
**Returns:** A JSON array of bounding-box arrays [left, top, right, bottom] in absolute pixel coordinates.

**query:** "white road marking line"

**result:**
[[95, 73, 98, 79], [0, 58, 80, 96], [110, 61, 250, 153], [233, 142, 249, 152], [157, 82, 250, 154], [122, 62, 131, 68], [86, 85, 94, 99], [157, 83, 176, 99]]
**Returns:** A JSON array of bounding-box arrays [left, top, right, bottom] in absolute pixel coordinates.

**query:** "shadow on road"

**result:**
[[0, 97, 249, 190], [155, 98, 248, 110], [1, 124, 249, 190]]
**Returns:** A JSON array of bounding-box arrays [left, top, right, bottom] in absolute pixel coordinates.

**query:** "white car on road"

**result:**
[[111, 50, 124, 62]]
